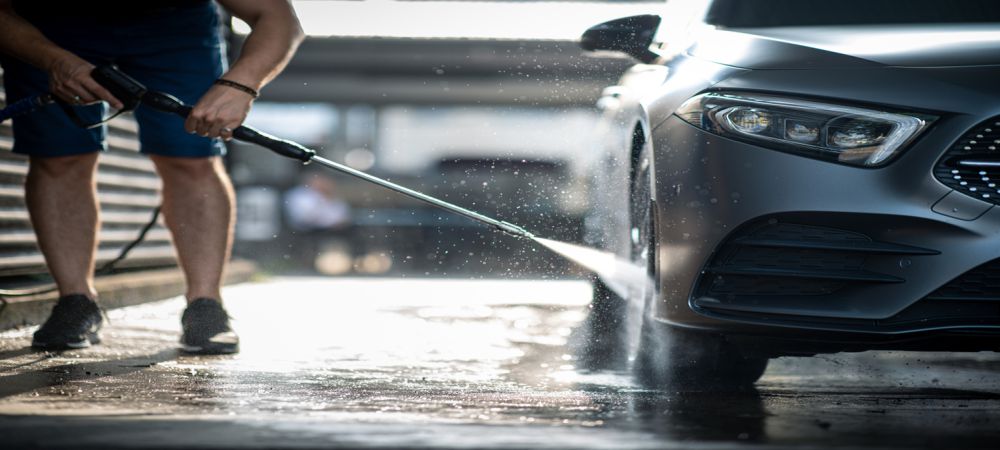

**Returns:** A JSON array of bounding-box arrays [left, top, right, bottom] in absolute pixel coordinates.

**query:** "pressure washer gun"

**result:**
[[0, 65, 533, 239]]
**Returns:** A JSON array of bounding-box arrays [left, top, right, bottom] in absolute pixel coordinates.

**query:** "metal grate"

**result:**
[[0, 70, 176, 278], [933, 116, 1000, 205]]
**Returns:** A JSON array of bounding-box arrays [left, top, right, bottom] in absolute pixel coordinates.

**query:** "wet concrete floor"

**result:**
[[0, 277, 998, 449]]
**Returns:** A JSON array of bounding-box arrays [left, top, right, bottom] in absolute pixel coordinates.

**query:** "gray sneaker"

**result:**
[[180, 298, 239, 354], [32, 294, 103, 350]]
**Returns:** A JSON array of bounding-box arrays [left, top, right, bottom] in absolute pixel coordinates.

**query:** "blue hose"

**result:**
[[0, 94, 52, 124]]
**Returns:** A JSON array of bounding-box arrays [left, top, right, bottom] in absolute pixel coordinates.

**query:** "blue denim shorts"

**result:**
[[0, 2, 227, 158]]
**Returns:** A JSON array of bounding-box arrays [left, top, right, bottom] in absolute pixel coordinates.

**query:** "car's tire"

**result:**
[[633, 317, 769, 390], [628, 136, 768, 390], [572, 277, 631, 370], [573, 128, 649, 371]]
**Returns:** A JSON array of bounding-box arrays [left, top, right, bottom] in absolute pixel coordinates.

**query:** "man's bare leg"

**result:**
[[25, 153, 101, 298], [150, 155, 235, 302]]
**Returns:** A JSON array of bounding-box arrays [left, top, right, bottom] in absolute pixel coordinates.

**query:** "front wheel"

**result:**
[[629, 139, 768, 390], [633, 316, 769, 390]]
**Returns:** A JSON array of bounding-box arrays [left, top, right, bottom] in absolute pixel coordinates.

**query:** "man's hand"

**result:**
[[185, 84, 253, 141], [0, 1, 122, 109], [185, 0, 303, 141], [47, 52, 123, 109]]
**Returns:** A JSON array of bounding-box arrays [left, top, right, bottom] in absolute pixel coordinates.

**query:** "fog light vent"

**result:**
[[697, 222, 936, 301]]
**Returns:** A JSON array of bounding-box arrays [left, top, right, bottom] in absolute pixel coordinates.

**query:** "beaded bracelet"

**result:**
[[214, 78, 260, 98]]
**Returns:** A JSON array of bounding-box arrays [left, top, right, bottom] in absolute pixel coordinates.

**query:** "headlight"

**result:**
[[675, 92, 934, 167]]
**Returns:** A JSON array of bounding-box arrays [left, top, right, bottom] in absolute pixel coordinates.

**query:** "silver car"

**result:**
[[576, 0, 1000, 388]]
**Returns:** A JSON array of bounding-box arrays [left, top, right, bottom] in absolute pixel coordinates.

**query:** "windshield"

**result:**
[[705, 0, 1000, 27]]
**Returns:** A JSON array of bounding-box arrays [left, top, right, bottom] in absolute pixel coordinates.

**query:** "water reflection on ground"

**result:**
[[0, 278, 998, 449]]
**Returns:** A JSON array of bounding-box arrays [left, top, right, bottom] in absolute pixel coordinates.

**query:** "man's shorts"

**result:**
[[0, 2, 227, 158]]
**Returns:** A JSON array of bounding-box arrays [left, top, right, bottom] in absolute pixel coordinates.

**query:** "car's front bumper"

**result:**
[[650, 113, 1000, 342]]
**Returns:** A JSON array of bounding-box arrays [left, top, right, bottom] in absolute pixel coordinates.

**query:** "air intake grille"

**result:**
[[934, 116, 1000, 205], [698, 222, 936, 300], [926, 258, 1000, 302]]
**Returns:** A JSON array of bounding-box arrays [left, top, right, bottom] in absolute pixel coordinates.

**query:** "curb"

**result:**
[[0, 259, 257, 331]]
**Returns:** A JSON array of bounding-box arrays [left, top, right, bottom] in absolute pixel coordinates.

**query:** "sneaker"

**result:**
[[180, 298, 239, 354], [31, 294, 103, 350]]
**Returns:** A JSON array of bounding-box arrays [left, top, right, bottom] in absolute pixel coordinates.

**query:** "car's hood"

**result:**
[[687, 24, 1000, 69]]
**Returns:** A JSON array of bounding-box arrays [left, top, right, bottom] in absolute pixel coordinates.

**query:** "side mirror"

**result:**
[[580, 15, 662, 64]]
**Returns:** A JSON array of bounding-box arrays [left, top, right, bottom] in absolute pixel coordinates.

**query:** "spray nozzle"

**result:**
[[496, 221, 534, 239]]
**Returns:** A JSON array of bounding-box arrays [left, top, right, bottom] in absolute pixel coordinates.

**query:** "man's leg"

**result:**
[[26, 153, 106, 350], [25, 153, 101, 298], [149, 155, 235, 302]]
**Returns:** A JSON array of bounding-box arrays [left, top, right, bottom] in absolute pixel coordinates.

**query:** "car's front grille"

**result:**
[[934, 116, 1000, 205]]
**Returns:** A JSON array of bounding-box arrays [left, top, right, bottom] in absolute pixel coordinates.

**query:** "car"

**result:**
[[575, 0, 1000, 388]]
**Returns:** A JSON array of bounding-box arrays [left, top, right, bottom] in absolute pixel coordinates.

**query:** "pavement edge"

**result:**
[[0, 259, 257, 331]]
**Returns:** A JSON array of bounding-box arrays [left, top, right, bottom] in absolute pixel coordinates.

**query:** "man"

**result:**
[[0, 0, 304, 353], [284, 172, 351, 233], [284, 171, 352, 272]]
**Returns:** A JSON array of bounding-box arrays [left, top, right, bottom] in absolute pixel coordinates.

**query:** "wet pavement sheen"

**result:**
[[0, 277, 998, 449]]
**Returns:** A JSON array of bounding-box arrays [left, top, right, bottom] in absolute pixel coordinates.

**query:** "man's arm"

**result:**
[[0, 0, 122, 108], [186, 0, 304, 140]]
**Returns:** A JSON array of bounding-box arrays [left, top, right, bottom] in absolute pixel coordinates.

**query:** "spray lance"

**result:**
[[92, 65, 534, 239], [0, 65, 530, 238]]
